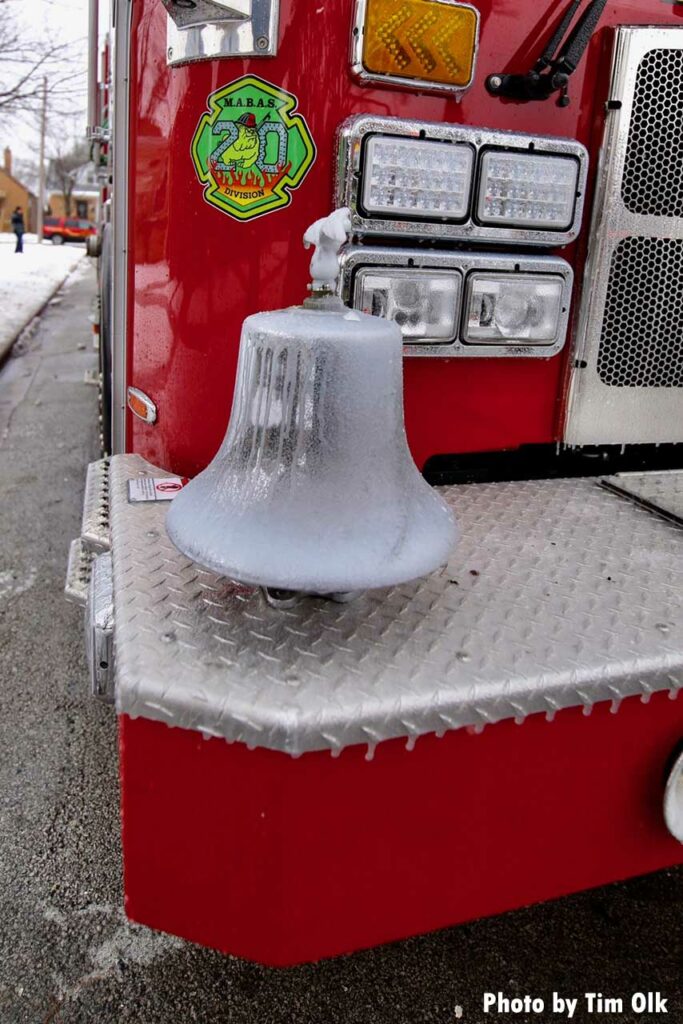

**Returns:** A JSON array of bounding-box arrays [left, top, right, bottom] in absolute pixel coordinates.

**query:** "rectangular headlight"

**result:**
[[354, 267, 461, 343], [463, 273, 564, 345], [477, 151, 579, 230], [362, 136, 474, 220], [341, 245, 574, 358]]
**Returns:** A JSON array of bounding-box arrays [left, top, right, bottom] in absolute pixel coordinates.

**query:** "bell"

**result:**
[[166, 209, 457, 597]]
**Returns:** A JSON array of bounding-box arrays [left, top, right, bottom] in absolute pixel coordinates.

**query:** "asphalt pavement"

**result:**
[[0, 263, 680, 1023]]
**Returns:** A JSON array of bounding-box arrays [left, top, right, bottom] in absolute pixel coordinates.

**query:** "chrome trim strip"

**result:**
[[340, 245, 573, 358], [336, 114, 589, 247], [111, 0, 132, 454], [350, 0, 480, 98], [564, 26, 683, 446], [166, 0, 279, 63]]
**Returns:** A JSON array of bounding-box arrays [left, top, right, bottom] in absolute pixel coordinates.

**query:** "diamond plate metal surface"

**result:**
[[111, 454, 683, 756], [601, 471, 683, 528], [86, 552, 115, 702], [81, 458, 110, 552], [65, 537, 94, 606]]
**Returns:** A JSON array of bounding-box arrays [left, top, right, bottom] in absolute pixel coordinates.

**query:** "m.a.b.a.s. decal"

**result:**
[[191, 76, 316, 222]]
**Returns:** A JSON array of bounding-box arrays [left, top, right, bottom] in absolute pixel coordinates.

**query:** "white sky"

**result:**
[[4, 0, 110, 162]]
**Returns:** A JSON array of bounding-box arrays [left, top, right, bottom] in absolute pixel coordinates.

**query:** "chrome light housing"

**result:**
[[340, 247, 574, 358], [337, 114, 588, 247]]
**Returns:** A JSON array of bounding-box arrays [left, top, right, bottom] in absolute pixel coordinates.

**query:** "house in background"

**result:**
[[0, 147, 37, 233], [47, 161, 101, 222]]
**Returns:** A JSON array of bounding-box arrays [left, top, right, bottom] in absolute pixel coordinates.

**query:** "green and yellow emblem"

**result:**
[[191, 76, 316, 222]]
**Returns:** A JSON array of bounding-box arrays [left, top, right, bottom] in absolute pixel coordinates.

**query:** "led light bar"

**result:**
[[337, 114, 589, 247], [362, 136, 474, 220], [340, 246, 574, 358]]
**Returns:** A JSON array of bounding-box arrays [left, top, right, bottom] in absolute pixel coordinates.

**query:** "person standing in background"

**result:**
[[11, 206, 24, 253]]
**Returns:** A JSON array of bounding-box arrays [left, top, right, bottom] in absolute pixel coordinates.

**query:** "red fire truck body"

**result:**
[[68, 0, 683, 965], [123, 0, 676, 475]]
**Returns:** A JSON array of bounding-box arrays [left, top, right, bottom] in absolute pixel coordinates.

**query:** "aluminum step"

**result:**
[[85, 552, 115, 702], [601, 470, 683, 528], [65, 458, 111, 606], [81, 457, 111, 552], [65, 537, 95, 606]]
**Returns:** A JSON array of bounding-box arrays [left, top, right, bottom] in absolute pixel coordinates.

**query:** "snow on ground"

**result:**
[[0, 234, 87, 360]]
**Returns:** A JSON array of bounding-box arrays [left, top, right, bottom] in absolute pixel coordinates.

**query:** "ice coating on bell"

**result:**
[[166, 207, 458, 597], [303, 206, 352, 293]]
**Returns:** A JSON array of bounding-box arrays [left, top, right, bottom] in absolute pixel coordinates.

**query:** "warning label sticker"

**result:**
[[128, 477, 188, 503]]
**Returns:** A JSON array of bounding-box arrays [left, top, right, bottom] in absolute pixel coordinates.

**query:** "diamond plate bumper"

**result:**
[[602, 470, 683, 528], [81, 457, 111, 553], [65, 457, 111, 607], [110, 455, 683, 756], [85, 552, 115, 702], [65, 537, 95, 605]]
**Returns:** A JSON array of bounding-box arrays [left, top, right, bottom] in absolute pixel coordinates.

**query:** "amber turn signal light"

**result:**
[[127, 386, 158, 424], [356, 0, 479, 93]]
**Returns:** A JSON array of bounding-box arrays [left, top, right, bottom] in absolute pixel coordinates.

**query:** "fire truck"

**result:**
[[68, 0, 683, 965]]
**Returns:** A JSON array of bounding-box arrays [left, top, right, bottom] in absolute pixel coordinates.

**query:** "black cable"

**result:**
[[535, 0, 582, 71], [555, 0, 609, 73]]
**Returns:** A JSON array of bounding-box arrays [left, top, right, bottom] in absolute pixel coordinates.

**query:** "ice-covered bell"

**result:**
[[166, 208, 457, 597]]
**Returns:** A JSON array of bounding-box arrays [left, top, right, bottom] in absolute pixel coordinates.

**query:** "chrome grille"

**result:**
[[565, 27, 683, 446], [622, 48, 683, 218], [597, 237, 683, 388]]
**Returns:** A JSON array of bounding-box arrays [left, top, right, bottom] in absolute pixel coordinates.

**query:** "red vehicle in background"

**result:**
[[42, 215, 96, 244], [67, 0, 683, 966]]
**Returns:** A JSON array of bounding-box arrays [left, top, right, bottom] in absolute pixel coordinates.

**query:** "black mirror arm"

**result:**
[[486, 0, 607, 107]]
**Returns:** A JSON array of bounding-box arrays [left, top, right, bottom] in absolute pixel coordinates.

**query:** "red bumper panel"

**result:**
[[121, 691, 683, 965]]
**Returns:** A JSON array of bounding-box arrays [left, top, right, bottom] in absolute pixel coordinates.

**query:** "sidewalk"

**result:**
[[0, 234, 87, 361]]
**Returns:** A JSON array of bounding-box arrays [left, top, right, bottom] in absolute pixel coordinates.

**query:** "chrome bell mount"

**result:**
[[165, 207, 458, 609]]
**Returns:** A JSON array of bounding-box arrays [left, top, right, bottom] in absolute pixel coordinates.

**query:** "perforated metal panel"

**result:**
[[565, 27, 683, 446], [622, 48, 683, 218], [597, 237, 683, 388]]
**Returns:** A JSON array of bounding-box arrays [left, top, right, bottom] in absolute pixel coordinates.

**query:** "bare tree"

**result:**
[[11, 154, 39, 193], [0, 0, 86, 122], [48, 140, 90, 217]]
